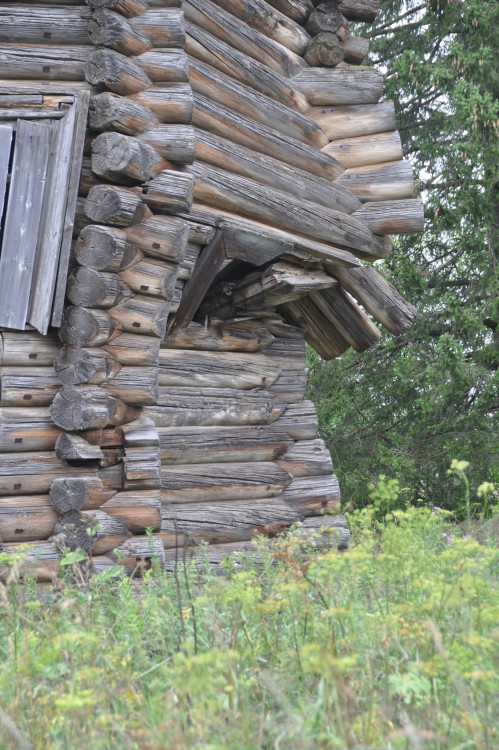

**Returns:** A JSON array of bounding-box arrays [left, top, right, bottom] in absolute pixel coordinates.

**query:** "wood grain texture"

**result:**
[[322, 130, 403, 169], [336, 160, 415, 202], [0, 44, 89, 81], [0, 5, 91, 45], [292, 67, 384, 106], [163, 319, 274, 352], [310, 101, 396, 141], [158, 349, 281, 389], [0, 408, 61, 453]]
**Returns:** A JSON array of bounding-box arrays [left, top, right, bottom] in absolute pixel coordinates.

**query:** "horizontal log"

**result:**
[[75, 224, 136, 272], [91, 132, 165, 182], [161, 461, 292, 503], [123, 416, 159, 447], [232, 262, 338, 309], [122, 445, 161, 490], [160, 539, 260, 563], [309, 286, 381, 351], [188, 58, 327, 148], [85, 49, 151, 94], [0, 6, 90, 45], [66, 268, 124, 308], [89, 91, 159, 136], [130, 84, 193, 123], [142, 170, 194, 214], [136, 49, 189, 83], [86, 0, 149, 16], [264, 0, 313, 23], [267, 370, 307, 403], [119, 257, 178, 298], [185, 0, 306, 78], [0, 44, 89, 81], [103, 365, 159, 405], [158, 425, 292, 464], [294, 514, 350, 550], [195, 129, 361, 214], [55, 432, 104, 462], [110, 535, 166, 571], [158, 349, 281, 389], [145, 388, 286, 427], [0, 367, 60, 407], [277, 438, 333, 477], [0, 331, 59, 366], [137, 125, 196, 164], [107, 295, 170, 337], [185, 23, 309, 113], [59, 306, 117, 348], [280, 297, 351, 359], [51, 477, 116, 513], [322, 131, 403, 169], [280, 474, 341, 516], [310, 101, 396, 141], [335, 160, 415, 202], [0, 495, 58, 543], [337, 0, 379, 22], [331, 265, 417, 334], [100, 490, 162, 533], [163, 319, 274, 352], [131, 9, 185, 48], [50, 385, 134, 431], [85, 185, 151, 226], [161, 497, 299, 545], [292, 67, 384, 106], [352, 198, 425, 235], [89, 9, 152, 56], [193, 94, 343, 181], [124, 215, 188, 263], [0, 407, 61, 453], [55, 346, 120, 386], [100, 334, 159, 371]]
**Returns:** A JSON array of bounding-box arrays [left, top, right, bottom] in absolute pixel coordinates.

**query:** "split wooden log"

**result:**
[[75, 225, 136, 272], [0, 407, 61, 453], [130, 84, 193, 123], [142, 170, 194, 214], [306, 2, 349, 37], [232, 262, 338, 309], [0, 496, 58, 543], [0, 6, 91, 45], [331, 265, 417, 334], [85, 49, 151, 94], [277, 438, 333, 477], [103, 366, 159, 405], [304, 33, 344, 67], [131, 9, 185, 48], [158, 425, 292, 464], [124, 215, 188, 263], [186, 23, 309, 113], [91, 132, 166, 182], [280, 297, 351, 359], [310, 101, 396, 141], [292, 67, 384, 106], [55, 347, 121, 385], [59, 306, 117, 348], [66, 268, 124, 308], [352, 198, 425, 235], [145, 388, 286, 427], [184, 0, 306, 78], [322, 131, 403, 169], [50, 477, 114, 513], [50, 385, 135, 431], [262, 336, 307, 366], [103, 332, 161, 366], [163, 319, 274, 352], [185, 218, 216, 245], [0, 367, 60, 407], [89, 91, 159, 135], [119, 258, 178, 298], [85, 185, 151, 226], [137, 125, 196, 164], [107, 295, 171, 337], [123, 445, 161, 490], [195, 129, 360, 214], [309, 286, 381, 351], [158, 349, 281, 389], [99, 490, 162, 533], [336, 160, 415, 202], [281, 474, 341, 516], [161, 497, 299, 545], [189, 58, 327, 148], [193, 94, 343, 181], [55, 432, 104, 462], [0, 44, 89, 81], [86, 0, 149, 16], [0, 331, 59, 366], [264, 0, 314, 23], [88, 9, 152, 56], [136, 50, 189, 83]]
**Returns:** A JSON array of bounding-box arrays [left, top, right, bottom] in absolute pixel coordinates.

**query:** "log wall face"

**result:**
[[0, 0, 422, 577]]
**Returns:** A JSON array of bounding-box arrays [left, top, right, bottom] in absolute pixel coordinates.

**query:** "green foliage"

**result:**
[[0, 508, 497, 749], [309, 0, 498, 513]]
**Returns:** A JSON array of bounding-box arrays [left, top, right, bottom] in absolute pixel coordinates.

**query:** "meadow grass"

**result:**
[[0, 506, 497, 749]]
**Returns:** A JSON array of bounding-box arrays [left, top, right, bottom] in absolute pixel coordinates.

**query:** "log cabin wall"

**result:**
[[0, 0, 423, 578]]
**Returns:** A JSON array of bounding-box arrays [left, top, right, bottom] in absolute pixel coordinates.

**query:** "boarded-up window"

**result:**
[[0, 91, 89, 334]]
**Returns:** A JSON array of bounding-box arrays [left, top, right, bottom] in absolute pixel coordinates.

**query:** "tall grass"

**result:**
[[0, 506, 497, 749]]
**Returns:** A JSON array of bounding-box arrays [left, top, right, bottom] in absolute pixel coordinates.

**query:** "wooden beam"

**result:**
[[131, 9, 185, 48], [292, 67, 384, 106], [89, 9, 152, 56], [0, 44, 89, 81], [309, 101, 396, 141], [336, 160, 415, 202], [0, 5, 90, 45], [309, 286, 381, 351], [322, 130, 403, 169], [352, 198, 425, 235], [158, 349, 281, 389], [130, 84, 193, 123]]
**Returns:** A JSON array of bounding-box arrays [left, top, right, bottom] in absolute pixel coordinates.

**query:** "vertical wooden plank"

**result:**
[[0, 124, 13, 232], [51, 90, 90, 328], [28, 102, 77, 334], [0, 120, 51, 329]]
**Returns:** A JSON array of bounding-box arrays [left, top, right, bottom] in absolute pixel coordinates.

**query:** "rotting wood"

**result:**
[[89, 91, 160, 135], [50, 385, 135, 431], [310, 101, 396, 141], [50, 477, 113, 514], [59, 306, 117, 348], [142, 170, 194, 214], [336, 160, 415, 202], [304, 33, 344, 67], [89, 9, 152, 56], [86, 0, 149, 17], [55, 347, 121, 386], [66, 268, 124, 308], [306, 2, 349, 37], [75, 225, 135, 272], [232, 262, 338, 309], [280, 297, 351, 359], [158, 349, 281, 389], [137, 125, 196, 164], [292, 67, 384, 106], [322, 130, 402, 169]]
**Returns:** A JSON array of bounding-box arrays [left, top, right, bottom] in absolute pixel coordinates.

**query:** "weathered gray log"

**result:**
[[186, 23, 308, 112], [352, 198, 425, 235], [0, 408, 61, 453], [0, 496, 58, 543], [264, 0, 313, 23], [190, 163, 389, 259], [50, 477, 113, 513], [145, 388, 286, 427], [130, 84, 193, 123], [336, 160, 415, 202], [86, 0, 149, 16], [55, 347, 121, 385], [184, 0, 306, 78], [124, 215, 188, 263], [89, 91, 159, 135], [0, 367, 60, 407], [280, 297, 351, 359], [91, 132, 165, 182], [158, 425, 292, 464], [123, 416, 159, 447], [89, 9, 152, 55], [306, 2, 349, 37], [66, 268, 124, 308], [110, 535, 166, 571], [59, 306, 116, 347], [103, 366, 158, 405], [310, 101, 396, 141], [331, 265, 417, 334], [343, 34, 370, 64], [55, 432, 104, 462], [142, 170, 194, 214], [103, 332, 161, 366], [0, 6, 91, 45], [83, 510, 130, 555], [294, 514, 350, 550], [85, 185, 150, 226], [136, 50, 189, 83], [0, 331, 59, 366], [163, 319, 274, 352], [85, 49, 151, 94], [107, 295, 170, 337], [304, 33, 344, 67], [131, 9, 185, 48], [75, 224, 135, 271], [262, 335, 307, 365], [281, 474, 341, 516], [292, 67, 384, 105], [158, 349, 281, 389], [267, 370, 307, 403], [123, 445, 161, 490], [232, 262, 338, 309], [195, 130, 361, 214], [189, 58, 327, 148], [308, 286, 381, 351], [50, 385, 133, 431], [99, 490, 162, 533], [177, 242, 201, 280], [277, 439, 334, 477], [0, 541, 61, 581], [161, 497, 299, 545], [0, 44, 89, 81], [137, 125, 196, 164], [119, 258, 178, 298], [322, 130, 403, 169], [337, 0, 379, 21], [193, 94, 342, 181]]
